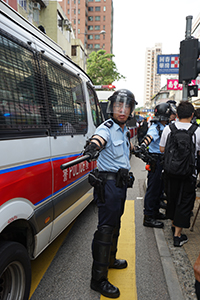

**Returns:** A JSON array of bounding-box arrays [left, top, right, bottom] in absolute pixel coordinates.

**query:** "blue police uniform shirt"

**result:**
[[147, 122, 165, 154], [94, 119, 131, 172]]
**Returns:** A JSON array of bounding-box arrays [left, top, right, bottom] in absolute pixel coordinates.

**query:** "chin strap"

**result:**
[[111, 117, 126, 125]]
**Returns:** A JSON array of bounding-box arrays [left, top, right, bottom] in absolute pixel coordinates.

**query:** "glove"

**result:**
[[132, 143, 146, 156], [83, 142, 100, 162]]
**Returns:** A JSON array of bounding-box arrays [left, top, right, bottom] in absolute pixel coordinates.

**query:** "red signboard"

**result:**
[[167, 79, 199, 90]]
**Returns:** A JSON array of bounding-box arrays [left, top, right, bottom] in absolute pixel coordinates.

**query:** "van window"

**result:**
[[87, 84, 103, 126], [41, 56, 87, 135], [0, 27, 88, 138], [0, 29, 47, 138]]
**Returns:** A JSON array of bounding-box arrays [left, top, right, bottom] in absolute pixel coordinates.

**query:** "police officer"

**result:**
[[134, 103, 171, 228], [83, 89, 136, 298]]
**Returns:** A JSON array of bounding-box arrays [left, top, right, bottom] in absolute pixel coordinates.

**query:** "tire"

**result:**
[[0, 241, 31, 300]]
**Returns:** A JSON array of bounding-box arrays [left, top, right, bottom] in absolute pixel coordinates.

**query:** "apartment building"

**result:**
[[144, 43, 162, 107], [60, 0, 113, 55]]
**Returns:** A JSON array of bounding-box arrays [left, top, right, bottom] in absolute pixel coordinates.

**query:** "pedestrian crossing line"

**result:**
[[101, 200, 137, 300]]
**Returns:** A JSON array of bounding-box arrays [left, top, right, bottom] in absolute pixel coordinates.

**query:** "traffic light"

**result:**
[[179, 38, 200, 83]]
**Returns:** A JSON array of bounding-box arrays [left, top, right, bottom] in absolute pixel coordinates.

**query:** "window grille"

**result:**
[[0, 29, 47, 138], [0, 28, 88, 138], [40, 56, 87, 135]]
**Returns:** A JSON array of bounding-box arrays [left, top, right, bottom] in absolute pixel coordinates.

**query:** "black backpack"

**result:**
[[163, 123, 198, 177]]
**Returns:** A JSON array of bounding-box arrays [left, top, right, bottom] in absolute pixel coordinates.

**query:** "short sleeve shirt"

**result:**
[[94, 119, 131, 172], [160, 121, 200, 153], [147, 122, 165, 154]]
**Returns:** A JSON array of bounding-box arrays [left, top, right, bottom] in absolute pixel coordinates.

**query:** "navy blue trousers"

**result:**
[[144, 158, 163, 216], [94, 180, 127, 229]]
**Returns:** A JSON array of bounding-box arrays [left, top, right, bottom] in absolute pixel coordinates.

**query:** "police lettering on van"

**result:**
[[0, 1, 103, 299]]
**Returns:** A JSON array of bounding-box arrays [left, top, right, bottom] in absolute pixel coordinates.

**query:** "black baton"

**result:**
[[60, 155, 90, 170]]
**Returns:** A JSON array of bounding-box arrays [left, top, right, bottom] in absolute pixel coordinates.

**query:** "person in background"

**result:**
[[138, 117, 149, 144], [160, 101, 200, 247], [134, 103, 171, 228]]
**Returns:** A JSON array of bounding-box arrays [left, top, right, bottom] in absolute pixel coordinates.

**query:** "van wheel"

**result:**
[[0, 241, 31, 300]]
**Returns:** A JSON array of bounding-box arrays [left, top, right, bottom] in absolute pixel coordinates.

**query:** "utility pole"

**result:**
[[182, 16, 193, 101]]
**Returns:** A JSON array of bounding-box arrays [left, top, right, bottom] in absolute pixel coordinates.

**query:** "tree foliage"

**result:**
[[87, 50, 125, 85]]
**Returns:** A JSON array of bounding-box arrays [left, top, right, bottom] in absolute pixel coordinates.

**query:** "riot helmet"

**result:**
[[151, 102, 171, 122], [107, 89, 136, 120], [167, 100, 177, 115]]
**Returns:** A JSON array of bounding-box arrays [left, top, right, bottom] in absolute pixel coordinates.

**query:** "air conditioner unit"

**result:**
[[63, 19, 70, 26], [63, 19, 72, 32], [32, 2, 40, 10]]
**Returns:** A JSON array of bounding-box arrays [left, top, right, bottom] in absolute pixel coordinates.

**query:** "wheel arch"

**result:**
[[0, 198, 36, 258]]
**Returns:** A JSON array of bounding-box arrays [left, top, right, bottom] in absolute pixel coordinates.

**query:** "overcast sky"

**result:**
[[112, 0, 200, 107]]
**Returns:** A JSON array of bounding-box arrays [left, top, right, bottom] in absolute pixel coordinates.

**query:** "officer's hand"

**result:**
[[132, 144, 146, 157], [83, 142, 100, 162]]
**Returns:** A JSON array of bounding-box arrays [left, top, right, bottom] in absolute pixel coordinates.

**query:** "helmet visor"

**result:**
[[107, 95, 132, 116]]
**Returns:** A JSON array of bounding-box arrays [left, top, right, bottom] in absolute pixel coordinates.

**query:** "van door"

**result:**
[[38, 55, 95, 240]]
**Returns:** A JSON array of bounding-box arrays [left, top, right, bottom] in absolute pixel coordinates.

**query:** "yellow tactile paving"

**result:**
[[101, 200, 137, 300]]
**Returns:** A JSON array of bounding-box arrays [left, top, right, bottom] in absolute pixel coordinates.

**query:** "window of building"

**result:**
[[78, 29, 80, 34], [78, 19, 80, 24], [18, 0, 27, 10], [95, 6, 100, 11], [74, 19, 76, 24], [88, 26, 93, 30], [94, 44, 100, 49], [74, 0, 76, 3], [67, 9, 69, 14], [88, 44, 93, 49], [88, 0, 93, 2], [88, 35, 93, 40], [74, 9, 76, 14], [95, 25, 100, 30], [88, 7, 93, 11], [88, 16, 93, 21], [103, 25, 105, 30], [71, 45, 77, 56], [78, 9, 80, 14], [57, 12, 64, 32], [103, 6, 106, 11], [103, 16, 105, 21], [95, 16, 100, 21], [95, 0, 101, 2], [95, 35, 100, 39]]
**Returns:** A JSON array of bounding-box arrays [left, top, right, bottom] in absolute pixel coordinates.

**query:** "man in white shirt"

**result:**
[[160, 101, 200, 247]]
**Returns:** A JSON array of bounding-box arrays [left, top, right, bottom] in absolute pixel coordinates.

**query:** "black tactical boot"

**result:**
[[91, 225, 120, 298], [143, 215, 164, 228], [109, 226, 128, 269]]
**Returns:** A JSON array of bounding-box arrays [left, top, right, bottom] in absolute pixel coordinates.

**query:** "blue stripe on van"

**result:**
[[34, 171, 90, 206], [0, 153, 81, 175]]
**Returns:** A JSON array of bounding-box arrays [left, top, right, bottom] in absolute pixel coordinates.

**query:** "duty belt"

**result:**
[[99, 171, 117, 180]]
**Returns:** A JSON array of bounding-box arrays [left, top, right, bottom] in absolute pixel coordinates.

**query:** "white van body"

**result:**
[[0, 1, 103, 299]]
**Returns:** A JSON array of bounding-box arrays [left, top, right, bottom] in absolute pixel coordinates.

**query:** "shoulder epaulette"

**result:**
[[104, 120, 113, 128]]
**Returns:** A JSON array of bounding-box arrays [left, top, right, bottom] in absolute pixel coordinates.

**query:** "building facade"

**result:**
[[60, 0, 113, 55], [2, 0, 87, 69], [143, 43, 162, 107]]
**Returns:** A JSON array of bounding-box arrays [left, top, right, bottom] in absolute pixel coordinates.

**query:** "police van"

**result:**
[[0, 1, 103, 299]]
